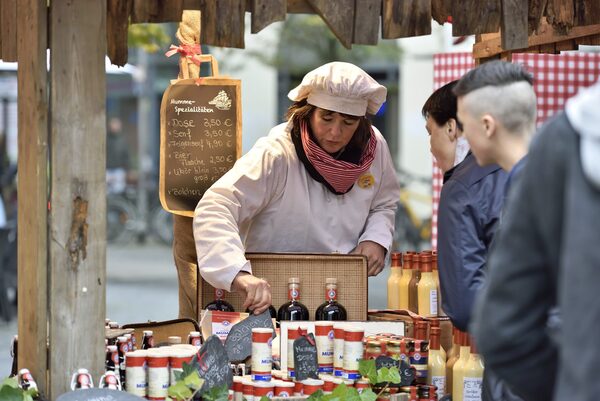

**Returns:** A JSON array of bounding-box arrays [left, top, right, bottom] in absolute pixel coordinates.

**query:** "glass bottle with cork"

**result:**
[[452, 331, 471, 401], [429, 319, 446, 360], [463, 337, 484, 401], [446, 326, 460, 395], [427, 326, 446, 399], [417, 253, 438, 317], [387, 252, 402, 309], [204, 288, 236, 312], [432, 251, 445, 316], [408, 253, 422, 313], [316, 278, 347, 320], [398, 252, 414, 310], [412, 320, 429, 384], [278, 277, 309, 321]]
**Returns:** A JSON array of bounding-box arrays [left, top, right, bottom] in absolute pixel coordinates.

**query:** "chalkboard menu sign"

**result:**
[[160, 78, 242, 216]]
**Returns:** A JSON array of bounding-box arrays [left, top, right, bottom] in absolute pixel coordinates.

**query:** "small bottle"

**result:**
[[398, 252, 413, 310], [315, 278, 347, 321], [432, 251, 445, 317], [412, 320, 429, 384], [427, 326, 446, 399], [116, 335, 129, 385], [18, 368, 38, 391], [429, 319, 446, 360], [463, 339, 484, 401], [168, 336, 182, 345], [204, 288, 236, 312], [188, 331, 202, 347], [10, 335, 18, 377], [141, 330, 154, 350], [387, 252, 402, 309], [105, 345, 119, 371], [446, 327, 460, 395], [277, 278, 309, 321], [71, 368, 94, 390], [417, 254, 438, 317], [99, 370, 122, 390], [408, 253, 422, 313], [452, 331, 471, 401]]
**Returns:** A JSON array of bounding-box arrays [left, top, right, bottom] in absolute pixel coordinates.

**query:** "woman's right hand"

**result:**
[[231, 272, 272, 315]]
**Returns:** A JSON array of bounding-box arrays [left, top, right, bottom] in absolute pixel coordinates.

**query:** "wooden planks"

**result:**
[[307, 0, 355, 49], [546, 0, 574, 33], [200, 0, 246, 48], [528, 0, 548, 34], [353, 0, 381, 45], [502, 0, 528, 50], [132, 0, 183, 22], [431, 0, 451, 26], [576, 0, 600, 26], [251, 0, 286, 34], [452, 0, 500, 36], [382, 0, 431, 39], [1, 0, 17, 61], [17, 0, 48, 395], [107, 0, 133, 66], [49, 0, 107, 398]]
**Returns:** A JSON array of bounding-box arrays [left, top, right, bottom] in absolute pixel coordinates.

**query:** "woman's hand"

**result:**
[[351, 240, 386, 276], [231, 272, 272, 315]]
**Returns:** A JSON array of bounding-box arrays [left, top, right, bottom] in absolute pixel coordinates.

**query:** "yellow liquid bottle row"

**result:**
[[387, 252, 402, 309], [398, 252, 413, 310], [417, 254, 438, 317], [452, 331, 470, 401], [427, 326, 446, 399]]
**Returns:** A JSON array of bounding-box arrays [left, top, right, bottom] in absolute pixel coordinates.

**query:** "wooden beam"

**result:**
[[555, 38, 577, 52], [576, 0, 600, 26], [251, 0, 286, 34], [1, 0, 17, 61], [382, 0, 432, 39], [49, 0, 107, 398], [307, 0, 355, 49], [546, 0, 574, 33], [107, 0, 132, 67], [131, 0, 155, 22], [473, 22, 600, 60], [431, 0, 450, 26], [501, 0, 528, 50], [184, 0, 315, 13], [528, 0, 548, 34], [353, 0, 381, 45], [452, 0, 501, 36], [200, 0, 246, 48], [17, 0, 48, 396]]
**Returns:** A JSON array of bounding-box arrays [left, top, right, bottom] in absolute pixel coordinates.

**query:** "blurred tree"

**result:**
[[128, 23, 171, 53]]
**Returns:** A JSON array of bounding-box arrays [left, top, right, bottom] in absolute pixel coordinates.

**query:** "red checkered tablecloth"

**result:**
[[430, 51, 600, 249]]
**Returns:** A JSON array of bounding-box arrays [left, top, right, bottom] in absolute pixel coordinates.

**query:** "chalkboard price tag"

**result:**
[[375, 355, 399, 370], [293, 333, 319, 381], [56, 388, 144, 401], [197, 334, 234, 392], [399, 360, 415, 386], [160, 78, 242, 217], [225, 309, 275, 362]]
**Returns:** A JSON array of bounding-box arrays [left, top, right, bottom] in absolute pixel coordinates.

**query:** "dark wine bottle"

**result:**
[[277, 277, 309, 321], [204, 288, 235, 312], [315, 278, 347, 321]]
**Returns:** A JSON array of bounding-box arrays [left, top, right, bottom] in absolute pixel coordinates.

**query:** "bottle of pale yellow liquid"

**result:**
[[387, 252, 402, 309], [452, 331, 471, 401], [408, 253, 421, 313], [427, 326, 447, 399], [463, 339, 484, 401], [432, 251, 446, 317], [446, 327, 460, 395], [429, 319, 446, 361], [417, 254, 438, 317], [398, 252, 413, 310]]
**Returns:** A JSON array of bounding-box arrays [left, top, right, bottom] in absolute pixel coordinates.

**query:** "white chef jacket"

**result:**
[[193, 121, 400, 290]]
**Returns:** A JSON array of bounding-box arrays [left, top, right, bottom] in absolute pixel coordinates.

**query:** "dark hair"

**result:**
[[453, 60, 534, 97], [421, 80, 459, 127], [285, 99, 373, 152]]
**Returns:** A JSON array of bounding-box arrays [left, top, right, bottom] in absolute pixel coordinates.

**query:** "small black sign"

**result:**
[[293, 333, 319, 381], [225, 309, 274, 362], [56, 388, 144, 401], [197, 335, 233, 392], [399, 360, 416, 386], [375, 355, 399, 370]]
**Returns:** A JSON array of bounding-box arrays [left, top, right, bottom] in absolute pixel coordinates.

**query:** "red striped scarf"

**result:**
[[300, 121, 377, 193]]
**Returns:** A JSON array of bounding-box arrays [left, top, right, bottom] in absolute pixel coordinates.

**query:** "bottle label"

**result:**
[[215, 288, 224, 300], [316, 331, 334, 368], [431, 376, 445, 399], [326, 288, 337, 301], [288, 287, 300, 301], [430, 290, 438, 316], [463, 377, 483, 401]]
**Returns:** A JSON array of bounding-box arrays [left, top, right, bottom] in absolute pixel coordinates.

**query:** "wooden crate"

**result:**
[[198, 253, 368, 321]]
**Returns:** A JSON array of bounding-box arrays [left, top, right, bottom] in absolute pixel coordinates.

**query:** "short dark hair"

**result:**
[[453, 60, 534, 97], [421, 80, 459, 127]]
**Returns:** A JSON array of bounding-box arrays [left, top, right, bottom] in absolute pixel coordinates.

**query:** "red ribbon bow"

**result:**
[[165, 44, 206, 85]]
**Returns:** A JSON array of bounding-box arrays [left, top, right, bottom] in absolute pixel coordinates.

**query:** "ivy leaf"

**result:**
[[359, 359, 377, 384], [24, 388, 39, 399], [359, 388, 378, 401], [168, 380, 193, 401], [0, 385, 26, 401], [1, 377, 19, 389], [376, 366, 401, 384], [345, 387, 361, 401], [307, 389, 324, 401], [386, 367, 401, 384], [183, 371, 204, 391], [23, 394, 35, 401], [183, 355, 201, 377], [259, 397, 271, 401], [332, 383, 348, 399], [202, 384, 230, 401]]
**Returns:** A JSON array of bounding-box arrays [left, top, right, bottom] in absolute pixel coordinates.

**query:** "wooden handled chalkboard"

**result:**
[[159, 76, 242, 216]]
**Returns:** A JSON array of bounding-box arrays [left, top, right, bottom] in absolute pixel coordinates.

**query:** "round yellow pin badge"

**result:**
[[357, 172, 375, 189]]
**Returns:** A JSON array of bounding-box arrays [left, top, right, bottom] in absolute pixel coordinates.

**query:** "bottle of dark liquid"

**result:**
[[142, 330, 154, 349], [277, 277, 309, 321], [315, 278, 347, 321], [204, 288, 235, 312], [10, 335, 18, 377]]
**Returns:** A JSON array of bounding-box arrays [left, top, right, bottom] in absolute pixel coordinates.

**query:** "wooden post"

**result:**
[[17, 0, 49, 394], [1, 0, 18, 61], [49, 0, 107, 397]]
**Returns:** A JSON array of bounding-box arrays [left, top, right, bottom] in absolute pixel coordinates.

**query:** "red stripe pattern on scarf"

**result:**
[[300, 121, 377, 193]]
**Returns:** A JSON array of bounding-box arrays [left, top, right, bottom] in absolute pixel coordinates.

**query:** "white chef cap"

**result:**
[[287, 62, 387, 116]]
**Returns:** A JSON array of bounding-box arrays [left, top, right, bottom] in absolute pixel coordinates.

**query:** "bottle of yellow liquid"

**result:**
[[432, 251, 446, 317], [446, 327, 460, 395], [452, 331, 471, 401], [408, 253, 421, 313], [398, 252, 413, 310], [427, 326, 447, 399], [417, 254, 438, 317], [463, 340, 484, 401], [429, 319, 446, 360], [387, 252, 402, 309]]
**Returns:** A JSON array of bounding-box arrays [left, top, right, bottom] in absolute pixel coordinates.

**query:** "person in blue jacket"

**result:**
[[422, 81, 507, 332]]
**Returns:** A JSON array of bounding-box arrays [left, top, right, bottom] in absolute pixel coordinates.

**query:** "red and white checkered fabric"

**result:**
[[430, 51, 600, 249]]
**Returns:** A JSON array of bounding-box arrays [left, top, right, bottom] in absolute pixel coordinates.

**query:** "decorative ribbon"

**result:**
[[165, 43, 206, 85]]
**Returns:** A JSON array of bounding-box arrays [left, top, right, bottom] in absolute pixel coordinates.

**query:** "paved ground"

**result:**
[[0, 242, 388, 379]]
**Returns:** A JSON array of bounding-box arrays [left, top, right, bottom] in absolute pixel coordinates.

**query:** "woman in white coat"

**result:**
[[193, 62, 400, 314]]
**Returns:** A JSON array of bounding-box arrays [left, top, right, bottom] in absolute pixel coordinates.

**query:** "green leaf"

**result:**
[[359, 388, 378, 401], [376, 367, 389, 384], [359, 359, 377, 384], [0, 385, 25, 401], [332, 383, 348, 399], [182, 356, 201, 377], [376, 366, 401, 384], [259, 397, 271, 401], [24, 388, 39, 399], [385, 367, 401, 384], [1, 377, 19, 389], [168, 381, 193, 401], [307, 389, 324, 401], [183, 372, 204, 390], [202, 384, 230, 401], [345, 387, 361, 401], [24, 394, 35, 401]]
